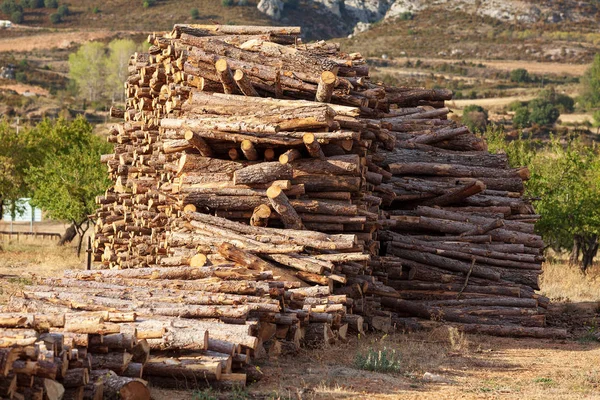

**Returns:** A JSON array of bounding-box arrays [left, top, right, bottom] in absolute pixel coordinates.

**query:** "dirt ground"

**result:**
[[1, 239, 599, 400]]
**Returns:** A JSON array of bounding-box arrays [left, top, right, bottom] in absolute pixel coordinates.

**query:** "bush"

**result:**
[[31, 0, 44, 7], [142, 0, 155, 7], [44, 0, 58, 8], [539, 87, 575, 113], [92, 6, 99, 13], [10, 10, 22, 22], [593, 110, 600, 128], [529, 99, 560, 126], [1, 0, 22, 14], [57, 4, 68, 16], [508, 100, 526, 112], [237, 0, 248, 5], [15, 71, 26, 83], [49, 12, 61, 23], [462, 104, 489, 133], [190, 7, 199, 19], [354, 347, 401, 373], [510, 68, 531, 83], [513, 106, 531, 128], [398, 11, 413, 20], [222, 0, 234, 6]]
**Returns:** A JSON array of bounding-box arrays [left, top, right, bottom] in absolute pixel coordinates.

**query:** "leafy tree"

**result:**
[[487, 127, 600, 272], [49, 12, 61, 23], [1, 0, 21, 14], [513, 106, 531, 128], [539, 87, 574, 114], [580, 54, 600, 108], [510, 68, 531, 83], [105, 39, 137, 103], [190, 7, 199, 19], [461, 104, 489, 132], [26, 118, 112, 255], [11, 10, 22, 23], [22, 0, 44, 8], [44, 0, 58, 8], [529, 99, 560, 126], [222, 0, 234, 6], [57, 4, 68, 16], [69, 41, 106, 102], [0, 120, 29, 218]]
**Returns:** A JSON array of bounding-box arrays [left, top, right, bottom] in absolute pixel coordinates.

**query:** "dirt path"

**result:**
[[149, 331, 600, 399], [0, 30, 120, 52], [397, 57, 590, 76]]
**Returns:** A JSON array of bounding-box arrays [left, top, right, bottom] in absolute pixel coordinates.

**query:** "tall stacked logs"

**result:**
[[1, 23, 567, 395]]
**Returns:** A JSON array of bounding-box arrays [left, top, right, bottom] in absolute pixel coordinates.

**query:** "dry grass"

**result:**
[[540, 256, 600, 303], [0, 238, 83, 305]]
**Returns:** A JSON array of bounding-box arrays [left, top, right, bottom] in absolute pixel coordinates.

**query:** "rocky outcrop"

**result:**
[[256, 0, 597, 38], [257, 0, 285, 21]]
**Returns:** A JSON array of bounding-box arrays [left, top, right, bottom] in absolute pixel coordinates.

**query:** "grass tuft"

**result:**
[[354, 346, 402, 373]]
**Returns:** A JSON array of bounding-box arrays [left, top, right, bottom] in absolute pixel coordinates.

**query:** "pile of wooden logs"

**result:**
[[0, 23, 567, 395], [0, 311, 150, 400]]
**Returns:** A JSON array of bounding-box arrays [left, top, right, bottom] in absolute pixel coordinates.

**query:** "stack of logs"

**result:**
[[1, 23, 567, 395], [0, 311, 149, 400]]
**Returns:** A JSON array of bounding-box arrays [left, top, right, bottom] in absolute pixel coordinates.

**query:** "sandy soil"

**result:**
[[0, 83, 50, 96], [0, 30, 120, 52]]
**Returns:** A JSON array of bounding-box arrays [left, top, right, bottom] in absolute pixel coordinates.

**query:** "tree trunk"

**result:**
[[570, 234, 581, 265], [580, 234, 598, 273]]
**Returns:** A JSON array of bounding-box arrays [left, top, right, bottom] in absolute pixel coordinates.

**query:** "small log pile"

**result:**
[[0, 312, 150, 400], [0, 23, 568, 395]]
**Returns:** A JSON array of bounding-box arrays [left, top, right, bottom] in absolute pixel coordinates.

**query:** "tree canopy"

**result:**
[[580, 53, 600, 109]]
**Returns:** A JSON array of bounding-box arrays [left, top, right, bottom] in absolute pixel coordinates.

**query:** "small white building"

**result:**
[[0, 20, 12, 28], [2, 199, 43, 223]]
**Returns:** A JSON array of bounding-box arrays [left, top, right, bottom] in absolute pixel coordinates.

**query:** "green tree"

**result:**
[[26, 118, 111, 255], [11, 10, 22, 23], [580, 54, 600, 108], [461, 104, 489, 132], [513, 106, 531, 128], [527, 139, 600, 271], [57, 4, 68, 16], [68, 41, 107, 103], [49, 12, 61, 23], [44, 0, 58, 8], [529, 99, 560, 126], [539, 87, 574, 114], [0, 119, 29, 218], [510, 68, 531, 83], [487, 128, 600, 271], [190, 7, 199, 19], [105, 39, 137, 103]]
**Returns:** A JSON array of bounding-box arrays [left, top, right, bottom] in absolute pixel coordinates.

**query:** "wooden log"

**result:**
[[234, 162, 292, 185], [89, 369, 149, 400], [234, 69, 259, 96], [184, 130, 213, 157], [279, 149, 302, 164], [388, 162, 529, 180], [240, 140, 259, 161], [250, 204, 272, 227], [90, 352, 133, 375], [315, 71, 336, 103], [215, 58, 238, 94], [267, 186, 304, 230], [303, 133, 324, 159]]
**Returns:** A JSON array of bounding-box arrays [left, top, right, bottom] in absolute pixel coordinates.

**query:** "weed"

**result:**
[[448, 327, 469, 352], [193, 388, 217, 400], [578, 319, 599, 343], [354, 347, 401, 373], [534, 377, 555, 385]]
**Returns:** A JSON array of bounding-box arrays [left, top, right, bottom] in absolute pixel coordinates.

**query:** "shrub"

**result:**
[[15, 71, 26, 83], [57, 4, 68, 16], [92, 6, 99, 13], [593, 110, 600, 128], [142, 0, 155, 7], [510, 68, 531, 83], [190, 7, 199, 19], [513, 106, 531, 128], [529, 99, 560, 126], [508, 100, 526, 112], [1, 0, 22, 14], [462, 104, 489, 133], [31, 0, 44, 7], [222, 0, 234, 6], [354, 347, 401, 373], [44, 0, 58, 8], [237, 0, 248, 5], [49, 12, 61, 23], [10, 10, 22, 23], [539, 87, 575, 114], [398, 11, 413, 20]]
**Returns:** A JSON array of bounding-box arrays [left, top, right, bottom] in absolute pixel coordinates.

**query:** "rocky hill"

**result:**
[[265, 0, 600, 38]]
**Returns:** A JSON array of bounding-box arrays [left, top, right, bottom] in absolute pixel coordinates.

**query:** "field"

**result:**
[[1, 237, 598, 400]]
